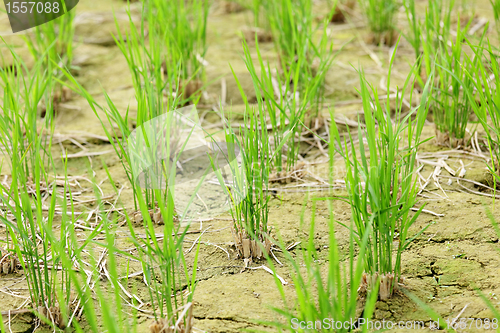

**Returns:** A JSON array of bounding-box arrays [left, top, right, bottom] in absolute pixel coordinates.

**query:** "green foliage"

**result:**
[[402, 0, 421, 62], [331, 45, 434, 289], [0, 46, 54, 185], [420, 0, 455, 80], [461, 39, 500, 186], [236, 30, 336, 171], [213, 106, 270, 243], [148, 0, 209, 81], [0, 51, 76, 328], [490, 0, 500, 33], [24, 8, 75, 76], [262, 198, 378, 332]]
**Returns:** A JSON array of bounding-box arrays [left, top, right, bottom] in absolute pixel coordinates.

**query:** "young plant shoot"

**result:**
[[331, 45, 434, 300]]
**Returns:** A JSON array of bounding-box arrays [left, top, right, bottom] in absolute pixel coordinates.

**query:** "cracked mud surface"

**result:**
[[1, 0, 500, 332]]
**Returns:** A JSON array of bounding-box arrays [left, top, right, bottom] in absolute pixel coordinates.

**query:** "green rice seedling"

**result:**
[[402, 0, 421, 64], [475, 208, 500, 327], [430, 21, 484, 147], [262, 0, 315, 86], [234, 40, 294, 172], [102, 157, 199, 332], [57, 48, 211, 230], [260, 0, 338, 126], [357, 0, 398, 45], [459, 39, 500, 187], [423, 0, 454, 50], [0, 166, 76, 330], [490, 0, 500, 33], [330, 45, 434, 300], [0, 45, 54, 184], [221, 107, 272, 260], [262, 198, 379, 332], [114, 4, 181, 121], [53, 55, 205, 328], [111, 3, 182, 210], [37, 164, 145, 333], [38, 159, 200, 332], [236, 30, 337, 172], [24, 7, 75, 75], [128, 177, 198, 331], [0, 52, 60, 328], [419, 0, 455, 82], [57, 3, 184, 212], [262, 0, 312, 63], [328, 0, 356, 23], [0, 67, 76, 328]]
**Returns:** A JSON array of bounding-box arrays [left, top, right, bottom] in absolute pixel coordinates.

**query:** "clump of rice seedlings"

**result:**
[[137, 191, 198, 333], [331, 46, 434, 300], [22, 7, 75, 114], [235, 40, 293, 171], [148, 0, 209, 96], [358, 0, 399, 46], [260, 0, 338, 129], [263, 199, 378, 332], [54, 60, 203, 329], [418, 0, 455, 82], [40, 168, 146, 333], [103, 160, 198, 333], [116, 1, 203, 109], [262, 0, 314, 83], [0, 48, 54, 183], [210, 99, 272, 260], [329, 0, 356, 23], [430, 21, 484, 147], [240, 0, 273, 44], [490, 0, 500, 33], [24, 7, 75, 73], [423, 0, 454, 50], [0, 60, 77, 328], [221, 1, 246, 14], [404, 0, 457, 85], [68, 3, 184, 212], [462, 40, 500, 186]]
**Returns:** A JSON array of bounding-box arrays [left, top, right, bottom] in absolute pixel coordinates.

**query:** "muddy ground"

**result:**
[[1, 0, 500, 332]]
